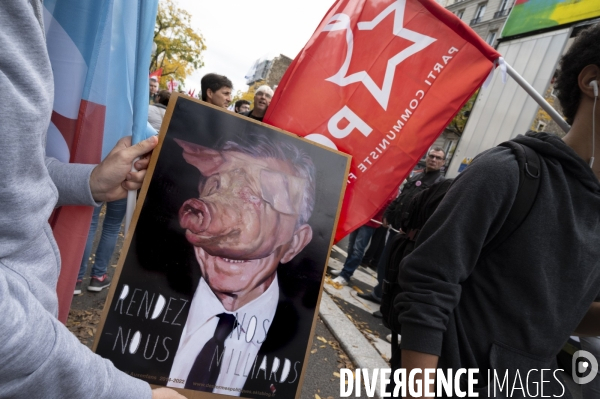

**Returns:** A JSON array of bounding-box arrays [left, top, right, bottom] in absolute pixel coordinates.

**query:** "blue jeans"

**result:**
[[78, 198, 127, 280], [373, 230, 397, 299], [340, 225, 375, 281]]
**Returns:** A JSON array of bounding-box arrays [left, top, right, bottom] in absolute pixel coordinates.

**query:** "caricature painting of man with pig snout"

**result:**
[[166, 132, 317, 396]]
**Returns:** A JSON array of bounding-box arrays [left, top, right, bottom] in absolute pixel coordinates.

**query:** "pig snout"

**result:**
[[179, 198, 212, 234]]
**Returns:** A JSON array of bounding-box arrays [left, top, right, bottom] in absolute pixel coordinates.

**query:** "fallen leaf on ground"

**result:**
[[333, 372, 340, 378], [325, 276, 344, 289], [311, 349, 317, 354], [316, 336, 327, 343], [352, 286, 364, 294]]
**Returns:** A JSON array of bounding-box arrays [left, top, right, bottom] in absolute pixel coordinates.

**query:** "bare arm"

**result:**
[[574, 302, 600, 337]]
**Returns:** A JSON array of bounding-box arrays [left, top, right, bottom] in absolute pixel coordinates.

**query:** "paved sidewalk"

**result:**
[[317, 253, 392, 399]]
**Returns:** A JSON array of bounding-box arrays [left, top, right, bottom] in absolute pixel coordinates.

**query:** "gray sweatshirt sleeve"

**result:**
[[0, 268, 152, 399], [0, 1, 151, 397], [395, 147, 520, 356], [45, 157, 100, 207]]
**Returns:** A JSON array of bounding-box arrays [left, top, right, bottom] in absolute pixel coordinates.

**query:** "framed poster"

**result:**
[[93, 94, 351, 398]]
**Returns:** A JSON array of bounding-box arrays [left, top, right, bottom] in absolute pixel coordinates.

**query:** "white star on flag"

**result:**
[[323, 0, 437, 110]]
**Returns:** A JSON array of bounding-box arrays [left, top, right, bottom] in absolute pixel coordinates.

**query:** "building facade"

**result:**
[[433, 0, 515, 168], [445, 0, 514, 47], [245, 54, 293, 89]]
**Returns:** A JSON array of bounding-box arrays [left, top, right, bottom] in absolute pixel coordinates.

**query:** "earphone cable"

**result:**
[[591, 94, 597, 168]]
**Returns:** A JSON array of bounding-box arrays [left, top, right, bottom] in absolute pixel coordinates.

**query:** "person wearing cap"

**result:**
[[242, 85, 274, 122]]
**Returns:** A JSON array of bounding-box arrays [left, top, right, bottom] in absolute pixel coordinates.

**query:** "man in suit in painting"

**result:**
[[167, 131, 316, 397]]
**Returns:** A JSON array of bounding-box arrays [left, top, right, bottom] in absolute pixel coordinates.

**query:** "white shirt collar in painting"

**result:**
[[168, 274, 279, 395]]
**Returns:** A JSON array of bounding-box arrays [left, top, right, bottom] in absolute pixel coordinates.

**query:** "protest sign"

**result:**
[[94, 94, 350, 398]]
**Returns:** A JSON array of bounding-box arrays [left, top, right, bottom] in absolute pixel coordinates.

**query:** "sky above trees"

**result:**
[[177, 0, 336, 94]]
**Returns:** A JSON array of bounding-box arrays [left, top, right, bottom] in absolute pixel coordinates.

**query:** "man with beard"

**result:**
[[234, 99, 250, 114]]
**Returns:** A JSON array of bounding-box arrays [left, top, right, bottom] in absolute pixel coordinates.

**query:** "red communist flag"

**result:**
[[264, 0, 500, 242]]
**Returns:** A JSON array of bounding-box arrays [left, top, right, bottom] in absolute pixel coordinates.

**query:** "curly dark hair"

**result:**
[[554, 24, 600, 125]]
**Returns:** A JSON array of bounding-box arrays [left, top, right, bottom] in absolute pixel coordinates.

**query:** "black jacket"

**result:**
[[384, 169, 442, 230], [242, 110, 264, 122], [396, 133, 600, 397]]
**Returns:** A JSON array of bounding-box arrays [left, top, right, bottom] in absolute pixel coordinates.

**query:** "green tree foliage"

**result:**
[[150, 0, 206, 88]]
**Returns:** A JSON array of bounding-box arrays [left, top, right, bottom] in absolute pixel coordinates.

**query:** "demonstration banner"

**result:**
[[264, 0, 501, 241], [94, 96, 350, 398], [44, 0, 158, 321]]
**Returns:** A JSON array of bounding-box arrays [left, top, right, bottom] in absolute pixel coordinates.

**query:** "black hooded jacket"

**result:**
[[395, 132, 600, 397]]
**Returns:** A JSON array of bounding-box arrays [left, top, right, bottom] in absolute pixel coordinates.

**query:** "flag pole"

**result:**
[[124, 0, 159, 234], [125, 174, 137, 234], [504, 62, 571, 133]]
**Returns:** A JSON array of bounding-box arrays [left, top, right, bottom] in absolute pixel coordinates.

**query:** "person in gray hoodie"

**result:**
[[395, 24, 600, 397], [0, 1, 185, 398]]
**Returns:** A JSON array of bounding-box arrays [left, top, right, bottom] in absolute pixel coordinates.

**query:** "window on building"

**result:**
[[470, 2, 487, 25], [475, 3, 487, 19], [456, 9, 465, 19], [494, 0, 511, 18], [486, 30, 497, 45], [536, 121, 547, 132]]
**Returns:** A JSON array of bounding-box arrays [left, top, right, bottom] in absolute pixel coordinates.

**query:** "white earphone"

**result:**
[[590, 80, 599, 97], [590, 80, 598, 168]]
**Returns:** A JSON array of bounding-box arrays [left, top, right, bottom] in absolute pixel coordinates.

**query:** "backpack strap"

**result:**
[[480, 142, 541, 258]]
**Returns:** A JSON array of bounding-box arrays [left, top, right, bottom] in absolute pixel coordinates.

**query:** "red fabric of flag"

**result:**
[[264, 0, 500, 242], [149, 68, 163, 79]]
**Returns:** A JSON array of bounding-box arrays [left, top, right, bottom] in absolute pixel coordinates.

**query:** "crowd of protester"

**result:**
[[89, 28, 600, 397], [3, 1, 599, 395]]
